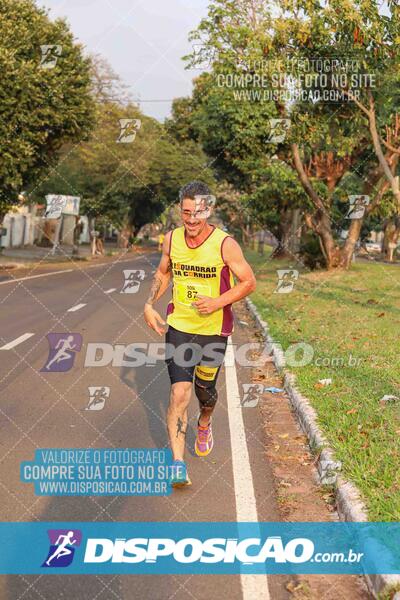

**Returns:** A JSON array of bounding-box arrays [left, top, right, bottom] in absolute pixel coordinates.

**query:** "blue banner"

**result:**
[[0, 522, 399, 574]]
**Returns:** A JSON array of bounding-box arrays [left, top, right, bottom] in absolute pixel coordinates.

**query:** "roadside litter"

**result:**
[[316, 378, 332, 387], [379, 394, 400, 405]]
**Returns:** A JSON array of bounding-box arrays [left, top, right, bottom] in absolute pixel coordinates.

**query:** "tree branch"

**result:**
[[381, 139, 400, 155], [339, 89, 371, 118], [290, 143, 326, 212], [367, 91, 400, 207]]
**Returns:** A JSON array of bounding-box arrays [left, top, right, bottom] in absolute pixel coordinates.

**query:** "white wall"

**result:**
[[0, 212, 34, 247]]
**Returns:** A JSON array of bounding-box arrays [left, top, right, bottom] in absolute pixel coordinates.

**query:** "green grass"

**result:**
[[246, 249, 400, 521]]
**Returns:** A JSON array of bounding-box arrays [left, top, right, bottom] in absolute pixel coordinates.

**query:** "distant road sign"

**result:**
[[45, 195, 66, 218], [62, 196, 80, 216], [45, 195, 80, 218]]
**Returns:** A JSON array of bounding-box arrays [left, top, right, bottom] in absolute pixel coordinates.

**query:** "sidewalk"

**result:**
[[0, 244, 157, 274], [0, 243, 156, 268], [1, 244, 92, 263]]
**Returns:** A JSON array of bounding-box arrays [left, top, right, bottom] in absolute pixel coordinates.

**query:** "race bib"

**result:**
[[175, 281, 211, 306]]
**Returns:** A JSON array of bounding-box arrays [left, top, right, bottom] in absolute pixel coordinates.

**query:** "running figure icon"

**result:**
[[121, 269, 145, 294], [44, 336, 77, 370], [85, 386, 110, 411], [45, 531, 77, 566], [41, 333, 82, 373]]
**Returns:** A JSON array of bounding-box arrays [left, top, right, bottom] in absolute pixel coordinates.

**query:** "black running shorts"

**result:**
[[165, 325, 228, 385]]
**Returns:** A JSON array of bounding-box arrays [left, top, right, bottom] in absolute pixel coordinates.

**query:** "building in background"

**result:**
[[0, 203, 92, 249]]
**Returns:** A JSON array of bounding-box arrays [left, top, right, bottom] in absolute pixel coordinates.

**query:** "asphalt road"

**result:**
[[0, 251, 290, 600]]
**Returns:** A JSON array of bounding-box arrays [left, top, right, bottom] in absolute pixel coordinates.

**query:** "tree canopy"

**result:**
[[177, 0, 400, 268], [0, 0, 96, 219]]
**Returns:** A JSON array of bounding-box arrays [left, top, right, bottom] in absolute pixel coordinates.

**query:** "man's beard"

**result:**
[[185, 221, 207, 237]]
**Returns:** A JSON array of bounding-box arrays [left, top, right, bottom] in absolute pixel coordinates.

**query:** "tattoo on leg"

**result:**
[[176, 417, 187, 438]]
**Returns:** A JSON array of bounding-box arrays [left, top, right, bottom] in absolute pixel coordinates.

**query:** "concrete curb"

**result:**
[[0, 262, 27, 270], [246, 298, 400, 599]]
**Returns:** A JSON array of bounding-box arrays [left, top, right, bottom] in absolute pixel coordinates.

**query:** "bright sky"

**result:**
[[39, 0, 210, 121]]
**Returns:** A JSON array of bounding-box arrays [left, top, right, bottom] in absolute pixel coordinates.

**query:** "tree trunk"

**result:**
[[368, 96, 400, 209], [338, 218, 363, 268], [303, 210, 340, 269], [257, 229, 265, 255], [89, 217, 96, 256], [290, 142, 399, 270], [272, 208, 301, 258], [317, 214, 341, 269], [383, 217, 400, 261], [0, 211, 6, 247], [118, 216, 133, 249]]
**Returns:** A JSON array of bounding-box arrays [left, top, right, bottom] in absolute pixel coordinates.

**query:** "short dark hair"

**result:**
[[179, 181, 211, 203]]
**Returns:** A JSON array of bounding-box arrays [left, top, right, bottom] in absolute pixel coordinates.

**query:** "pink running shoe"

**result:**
[[195, 418, 214, 457]]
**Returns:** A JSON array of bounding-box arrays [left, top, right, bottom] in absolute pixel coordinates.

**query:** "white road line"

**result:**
[[0, 269, 73, 286], [104, 288, 116, 294], [67, 303, 87, 312], [83, 256, 148, 269], [0, 333, 35, 350], [225, 339, 270, 600]]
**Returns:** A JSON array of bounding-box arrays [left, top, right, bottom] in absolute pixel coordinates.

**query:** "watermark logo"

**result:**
[[346, 195, 370, 219], [216, 58, 377, 104], [40, 45, 62, 69], [121, 269, 146, 294], [84, 535, 315, 565], [82, 340, 362, 371], [186, 194, 216, 219], [241, 383, 264, 407], [318, 459, 342, 485], [44, 195, 67, 218], [116, 119, 141, 143], [41, 333, 82, 372], [42, 529, 82, 568], [84, 341, 273, 369], [267, 119, 291, 143], [191, 44, 215, 70], [275, 269, 299, 294], [85, 386, 110, 411]]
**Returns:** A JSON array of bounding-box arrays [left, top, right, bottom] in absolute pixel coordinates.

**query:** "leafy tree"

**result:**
[[285, 0, 400, 267], [183, 0, 400, 269], [0, 0, 95, 221], [165, 97, 198, 144], [178, 1, 315, 257], [35, 99, 215, 245], [89, 53, 131, 106]]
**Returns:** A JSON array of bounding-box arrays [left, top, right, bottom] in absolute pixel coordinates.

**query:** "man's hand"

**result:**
[[192, 295, 220, 315], [144, 304, 166, 335]]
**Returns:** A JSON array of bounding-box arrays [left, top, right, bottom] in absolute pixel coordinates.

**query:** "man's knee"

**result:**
[[194, 380, 218, 408], [194, 365, 219, 408], [170, 381, 192, 410]]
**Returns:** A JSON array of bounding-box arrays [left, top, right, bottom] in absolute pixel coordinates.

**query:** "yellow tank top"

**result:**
[[166, 225, 234, 336]]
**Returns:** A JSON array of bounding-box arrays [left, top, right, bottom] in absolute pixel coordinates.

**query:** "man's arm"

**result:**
[[193, 237, 256, 315], [143, 232, 172, 335]]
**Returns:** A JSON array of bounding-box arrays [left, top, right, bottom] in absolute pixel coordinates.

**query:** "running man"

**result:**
[[44, 335, 77, 371], [87, 386, 108, 410], [144, 181, 256, 487], [45, 531, 77, 566]]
